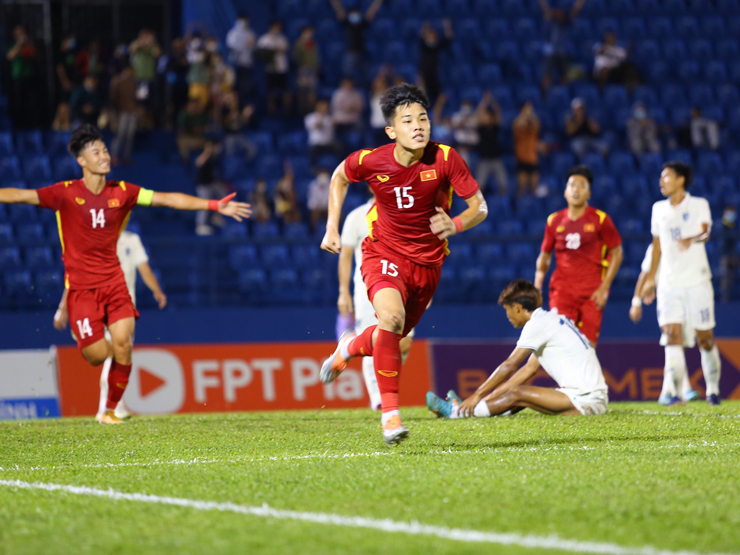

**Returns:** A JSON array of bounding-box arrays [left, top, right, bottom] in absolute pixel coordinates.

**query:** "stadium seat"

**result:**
[[603, 86, 629, 109], [477, 64, 503, 87], [3, 269, 33, 294], [609, 151, 635, 174], [621, 174, 649, 196], [688, 84, 714, 107], [35, 269, 63, 291], [0, 246, 21, 268], [661, 85, 686, 108], [228, 245, 258, 270], [717, 85, 740, 108], [16, 223, 45, 244], [459, 265, 487, 289], [22, 155, 52, 182], [0, 156, 21, 180], [271, 268, 299, 288], [678, 61, 700, 82], [700, 16, 726, 38], [457, 18, 481, 41], [527, 219, 547, 236], [595, 17, 620, 37], [664, 0, 688, 13], [283, 222, 309, 238], [0, 132, 13, 156], [552, 152, 576, 178], [497, 219, 524, 236], [506, 242, 534, 262], [53, 156, 81, 181], [677, 18, 701, 37], [221, 221, 248, 239], [622, 17, 646, 39], [689, 39, 713, 61], [515, 196, 546, 219], [261, 245, 289, 265], [639, 153, 664, 176], [716, 39, 739, 60], [619, 218, 645, 234], [238, 268, 267, 291], [572, 18, 594, 39], [580, 152, 605, 174], [291, 244, 319, 268], [8, 204, 37, 223], [16, 131, 44, 155], [593, 175, 618, 196], [475, 242, 504, 263], [662, 39, 687, 62], [704, 61, 728, 84], [25, 246, 54, 268], [697, 152, 725, 175], [0, 223, 14, 244], [710, 176, 737, 194], [252, 221, 280, 239], [47, 131, 71, 155], [647, 17, 672, 37]]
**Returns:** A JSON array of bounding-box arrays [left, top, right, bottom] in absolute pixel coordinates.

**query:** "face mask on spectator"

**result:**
[[348, 11, 362, 24], [634, 108, 646, 120]]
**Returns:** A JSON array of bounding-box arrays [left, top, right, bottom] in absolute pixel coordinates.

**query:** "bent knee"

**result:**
[[377, 310, 405, 333], [82, 350, 108, 367], [697, 335, 715, 350]]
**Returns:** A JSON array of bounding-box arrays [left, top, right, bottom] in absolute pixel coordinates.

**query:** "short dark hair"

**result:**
[[380, 83, 430, 125], [566, 165, 594, 187], [68, 124, 104, 157], [498, 279, 543, 312], [663, 161, 693, 188]]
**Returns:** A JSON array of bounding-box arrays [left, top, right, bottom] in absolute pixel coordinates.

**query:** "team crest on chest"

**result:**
[[108, 198, 120, 208], [556, 225, 566, 232], [75, 197, 85, 205], [683, 213, 689, 221], [584, 223, 596, 232], [420, 169, 437, 182], [376, 175, 390, 182]]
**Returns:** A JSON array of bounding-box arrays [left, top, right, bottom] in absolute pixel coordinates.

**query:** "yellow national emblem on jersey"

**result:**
[[584, 223, 596, 232], [420, 169, 437, 182], [108, 198, 120, 208], [376, 175, 390, 182], [75, 197, 85, 205], [556, 225, 566, 232]]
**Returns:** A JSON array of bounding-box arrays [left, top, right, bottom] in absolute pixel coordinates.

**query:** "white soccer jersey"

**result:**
[[516, 308, 607, 394], [117, 230, 148, 306], [340, 199, 374, 296], [650, 193, 712, 289]]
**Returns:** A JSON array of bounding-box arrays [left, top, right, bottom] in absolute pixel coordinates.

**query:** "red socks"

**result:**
[[106, 361, 132, 410], [373, 329, 402, 412], [348, 324, 376, 357]]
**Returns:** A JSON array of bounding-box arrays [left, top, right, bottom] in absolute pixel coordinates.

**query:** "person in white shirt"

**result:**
[[53, 228, 168, 421], [256, 21, 290, 116], [304, 99, 337, 164], [338, 196, 414, 410], [630, 243, 699, 404], [427, 279, 608, 418], [226, 15, 256, 106], [641, 162, 721, 405]]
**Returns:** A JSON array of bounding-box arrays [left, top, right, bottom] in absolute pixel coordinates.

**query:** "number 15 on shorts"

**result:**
[[381, 260, 399, 277]]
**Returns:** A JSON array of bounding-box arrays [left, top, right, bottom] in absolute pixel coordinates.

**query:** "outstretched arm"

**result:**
[[329, 0, 346, 19], [571, 0, 587, 18], [151, 191, 251, 222], [137, 262, 167, 309], [0, 188, 40, 205], [365, 0, 384, 21], [429, 191, 488, 240], [320, 161, 351, 254]]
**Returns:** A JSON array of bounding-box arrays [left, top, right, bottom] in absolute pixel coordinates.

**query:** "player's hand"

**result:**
[[458, 393, 481, 418], [641, 277, 656, 305], [590, 285, 609, 310], [629, 305, 643, 324], [321, 228, 341, 254], [216, 193, 252, 222], [337, 290, 354, 317], [430, 207, 456, 240], [53, 308, 68, 331], [154, 290, 168, 309], [677, 237, 693, 251]]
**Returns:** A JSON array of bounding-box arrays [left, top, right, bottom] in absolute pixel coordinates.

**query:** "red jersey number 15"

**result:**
[[393, 187, 414, 209]]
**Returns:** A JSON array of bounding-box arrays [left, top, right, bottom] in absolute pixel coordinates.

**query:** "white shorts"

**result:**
[[353, 291, 416, 339], [557, 388, 608, 415], [657, 281, 715, 332]]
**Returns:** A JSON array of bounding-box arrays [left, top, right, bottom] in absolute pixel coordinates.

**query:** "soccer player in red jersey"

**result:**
[[0, 124, 251, 423], [534, 165, 623, 346], [319, 83, 488, 445]]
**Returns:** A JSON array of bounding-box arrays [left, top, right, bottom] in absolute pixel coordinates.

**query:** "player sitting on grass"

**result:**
[[426, 279, 608, 418]]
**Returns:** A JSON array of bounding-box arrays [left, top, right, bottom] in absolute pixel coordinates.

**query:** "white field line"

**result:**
[[639, 410, 740, 419], [0, 479, 733, 555], [1, 441, 738, 474]]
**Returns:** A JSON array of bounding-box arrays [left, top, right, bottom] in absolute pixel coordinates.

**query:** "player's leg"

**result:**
[[479, 385, 581, 416], [690, 282, 721, 405], [577, 297, 603, 347], [70, 290, 111, 366], [355, 292, 382, 411], [658, 287, 689, 404], [97, 336, 113, 419]]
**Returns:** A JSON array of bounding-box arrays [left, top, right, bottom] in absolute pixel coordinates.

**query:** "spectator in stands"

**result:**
[[476, 92, 508, 195], [250, 178, 273, 223], [223, 94, 257, 159], [329, 0, 384, 83], [293, 26, 321, 116], [431, 93, 455, 145], [54, 34, 81, 132], [305, 99, 337, 165], [176, 97, 208, 162], [129, 29, 162, 121], [720, 206, 738, 302], [418, 19, 453, 106], [539, 0, 586, 90], [451, 99, 479, 166], [690, 107, 720, 151], [70, 75, 102, 127], [331, 78, 364, 136], [627, 102, 660, 156], [210, 52, 236, 127], [593, 32, 627, 88], [513, 101, 541, 196], [166, 39, 191, 125], [226, 14, 257, 107], [308, 168, 331, 232], [186, 36, 210, 108], [110, 66, 138, 166], [257, 21, 291, 116], [566, 98, 608, 158], [194, 139, 227, 236], [6, 25, 40, 129], [369, 66, 394, 145], [274, 161, 302, 225]]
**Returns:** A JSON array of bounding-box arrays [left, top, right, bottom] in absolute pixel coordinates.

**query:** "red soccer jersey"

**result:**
[[344, 142, 479, 266], [541, 206, 622, 294], [37, 179, 145, 290]]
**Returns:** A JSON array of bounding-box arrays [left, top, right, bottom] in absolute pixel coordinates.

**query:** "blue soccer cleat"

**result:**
[[426, 391, 453, 419], [684, 390, 700, 402], [707, 394, 721, 406], [659, 394, 683, 406], [446, 390, 462, 406]]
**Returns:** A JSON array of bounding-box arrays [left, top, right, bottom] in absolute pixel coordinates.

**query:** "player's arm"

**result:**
[[489, 353, 541, 399], [149, 191, 251, 221], [571, 0, 587, 17], [0, 188, 40, 206], [538, 0, 552, 18], [430, 191, 488, 240], [458, 347, 533, 417], [641, 236, 661, 304], [591, 244, 623, 310], [320, 160, 351, 254], [53, 288, 69, 331], [137, 262, 167, 309], [534, 250, 552, 290], [630, 271, 648, 323], [329, 0, 346, 19], [365, 0, 384, 21], [678, 222, 710, 251], [338, 246, 354, 317]]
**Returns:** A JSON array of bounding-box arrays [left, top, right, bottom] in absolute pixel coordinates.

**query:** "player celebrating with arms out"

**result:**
[[320, 83, 488, 445], [0, 124, 251, 423], [641, 162, 721, 405]]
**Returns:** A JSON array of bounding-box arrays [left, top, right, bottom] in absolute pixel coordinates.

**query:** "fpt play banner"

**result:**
[[429, 340, 740, 401], [56, 341, 432, 416]]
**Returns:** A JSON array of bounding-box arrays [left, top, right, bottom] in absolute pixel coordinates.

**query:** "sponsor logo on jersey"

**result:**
[[75, 197, 85, 205], [108, 198, 120, 208], [556, 225, 566, 232], [683, 212, 689, 221], [420, 169, 437, 182], [376, 175, 390, 182], [584, 223, 596, 232], [377, 370, 399, 377]]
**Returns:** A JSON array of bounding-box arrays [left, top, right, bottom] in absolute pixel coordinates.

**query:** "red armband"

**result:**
[[452, 216, 464, 234], [208, 192, 236, 211]]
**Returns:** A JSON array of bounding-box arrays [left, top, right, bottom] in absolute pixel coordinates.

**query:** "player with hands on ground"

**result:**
[[320, 83, 488, 445], [0, 124, 251, 424]]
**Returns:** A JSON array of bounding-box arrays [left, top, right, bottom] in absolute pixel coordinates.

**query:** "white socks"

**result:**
[[362, 357, 382, 410], [98, 357, 113, 415], [700, 345, 721, 396], [664, 346, 687, 399], [473, 400, 491, 418], [381, 410, 400, 427]]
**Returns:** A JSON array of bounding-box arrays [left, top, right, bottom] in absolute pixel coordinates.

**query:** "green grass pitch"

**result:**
[[1, 402, 739, 555]]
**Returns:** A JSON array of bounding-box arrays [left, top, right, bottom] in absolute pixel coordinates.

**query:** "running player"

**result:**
[[0, 124, 251, 423], [641, 162, 721, 406], [534, 165, 623, 346], [320, 83, 488, 445], [426, 279, 608, 418], [338, 193, 414, 410], [629, 243, 699, 405], [53, 224, 168, 421]]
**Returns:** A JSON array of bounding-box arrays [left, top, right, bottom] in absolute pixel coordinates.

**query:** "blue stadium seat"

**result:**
[[622, 17, 646, 39], [609, 151, 636, 174], [497, 219, 524, 236], [716, 39, 739, 60], [647, 61, 670, 83], [277, 131, 308, 154], [572, 18, 594, 39], [446, 241, 473, 264], [595, 17, 620, 37], [500, 0, 527, 16], [611, 0, 636, 13], [697, 152, 725, 175], [291, 244, 319, 268], [457, 18, 481, 41], [0, 156, 21, 180], [485, 195, 512, 217], [22, 155, 52, 182], [516, 18, 539, 37], [580, 152, 605, 174], [0, 246, 21, 268], [633, 86, 658, 108], [570, 83, 600, 109], [3, 270, 33, 294], [545, 86, 570, 112], [476, 242, 504, 262], [382, 41, 406, 62], [704, 61, 728, 84], [666, 149, 693, 166], [223, 156, 248, 182], [229, 245, 258, 270], [647, 17, 672, 36], [25, 246, 54, 268], [495, 41, 520, 62], [261, 245, 289, 265], [678, 60, 700, 82], [552, 152, 576, 178], [489, 265, 516, 287], [594, 175, 618, 196], [710, 176, 737, 194], [639, 153, 664, 176], [238, 269, 267, 291], [16, 223, 45, 244], [47, 132, 71, 156], [619, 218, 645, 234], [664, 0, 688, 13], [621, 174, 649, 196], [516, 86, 541, 106], [283, 222, 309, 238], [527, 219, 547, 236], [0, 223, 14, 244], [662, 39, 687, 62], [459, 265, 487, 289], [661, 85, 686, 107], [688, 84, 714, 107], [688, 39, 712, 61], [450, 64, 475, 86], [35, 269, 63, 291], [477, 64, 502, 87], [16, 131, 44, 155], [677, 17, 701, 37], [506, 242, 534, 262], [221, 221, 248, 239], [0, 132, 13, 156], [53, 156, 81, 181], [700, 16, 726, 38], [717, 85, 740, 108], [603, 86, 629, 109], [271, 268, 299, 287], [8, 203, 37, 222]]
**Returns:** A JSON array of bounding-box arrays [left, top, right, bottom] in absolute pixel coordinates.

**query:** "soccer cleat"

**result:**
[[446, 390, 463, 406], [684, 389, 700, 402], [707, 394, 721, 406], [97, 410, 125, 424], [658, 394, 683, 406], [382, 415, 409, 446], [426, 392, 453, 419], [320, 330, 356, 384]]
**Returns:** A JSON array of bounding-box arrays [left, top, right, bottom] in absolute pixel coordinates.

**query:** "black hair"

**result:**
[[566, 164, 594, 187], [498, 279, 543, 312], [380, 83, 430, 125], [663, 161, 693, 189], [68, 124, 104, 157]]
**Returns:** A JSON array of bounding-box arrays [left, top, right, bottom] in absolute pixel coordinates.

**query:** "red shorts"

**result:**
[[549, 285, 602, 344], [361, 239, 441, 337], [67, 282, 139, 349]]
